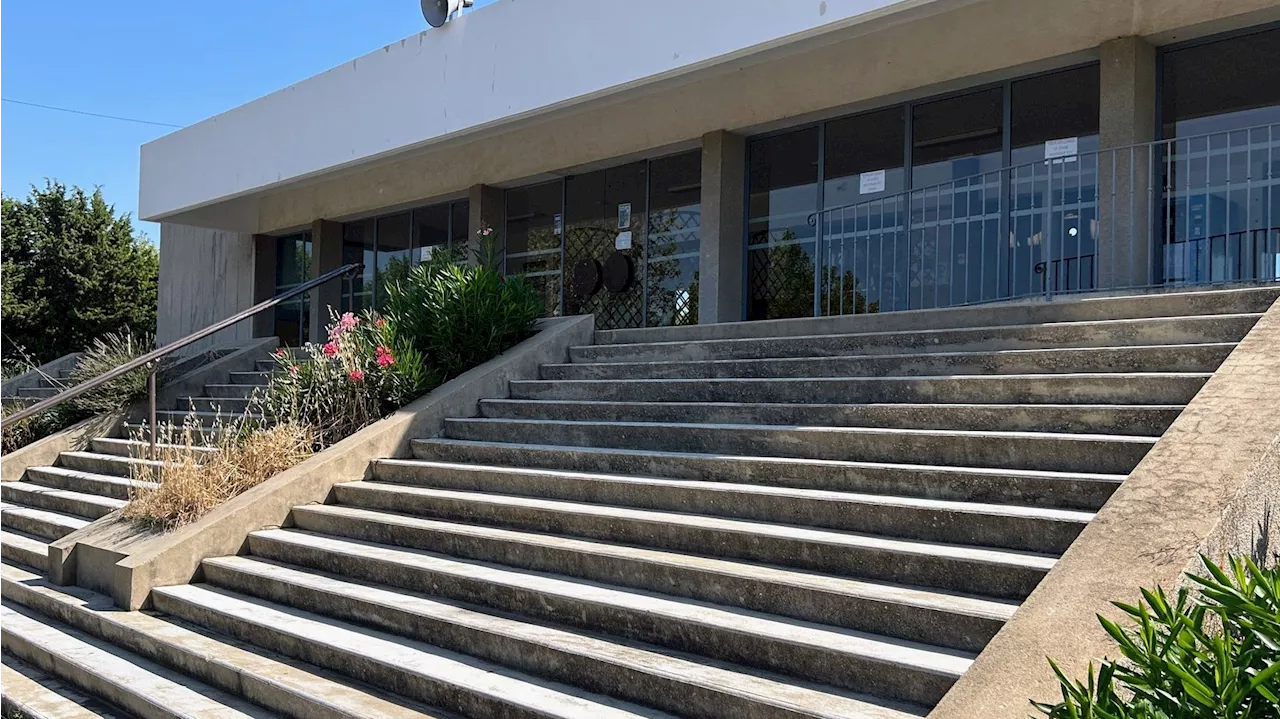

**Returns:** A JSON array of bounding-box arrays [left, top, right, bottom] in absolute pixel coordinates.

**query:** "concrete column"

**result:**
[[698, 130, 746, 324], [468, 184, 506, 269], [251, 234, 277, 338], [1097, 36, 1158, 289], [309, 219, 344, 341], [156, 223, 257, 352]]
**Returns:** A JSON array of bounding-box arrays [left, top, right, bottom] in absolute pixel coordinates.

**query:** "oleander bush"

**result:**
[[1036, 555, 1280, 719]]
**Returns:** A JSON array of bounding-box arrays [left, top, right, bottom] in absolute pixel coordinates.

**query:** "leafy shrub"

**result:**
[[124, 420, 315, 530], [258, 310, 436, 448], [68, 330, 156, 414], [382, 227, 543, 380], [1037, 555, 1280, 718]]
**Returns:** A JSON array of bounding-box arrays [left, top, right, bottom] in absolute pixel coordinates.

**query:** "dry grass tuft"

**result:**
[[122, 421, 315, 530]]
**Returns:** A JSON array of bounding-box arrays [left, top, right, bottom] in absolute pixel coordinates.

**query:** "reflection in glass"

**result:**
[[747, 127, 819, 320], [506, 181, 564, 316], [375, 213, 412, 309], [341, 220, 375, 314], [273, 232, 312, 346], [646, 151, 701, 326]]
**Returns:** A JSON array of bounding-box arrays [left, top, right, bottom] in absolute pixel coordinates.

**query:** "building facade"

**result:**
[[143, 0, 1280, 347]]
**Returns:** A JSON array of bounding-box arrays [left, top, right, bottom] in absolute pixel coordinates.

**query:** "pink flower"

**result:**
[[375, 345, 395, 368], [374, 317, 386, 329], [348, 369, 365, 382], [287, 365, 300, 376], [328, 312, 360, 340], [322, 342, 339, 357], [273, 348, 287, 358]]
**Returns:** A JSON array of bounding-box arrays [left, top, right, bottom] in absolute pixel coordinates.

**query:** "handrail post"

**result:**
[[147, 361, 158, 461]]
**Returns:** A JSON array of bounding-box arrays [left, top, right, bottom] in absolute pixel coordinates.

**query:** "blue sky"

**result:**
[[2, 1, 495, 242]]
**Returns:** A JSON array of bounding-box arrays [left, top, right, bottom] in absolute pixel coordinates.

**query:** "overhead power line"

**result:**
[[2, 98, 183, 129]]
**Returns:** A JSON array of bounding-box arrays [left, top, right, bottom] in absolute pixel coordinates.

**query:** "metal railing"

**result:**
[[803, 123, 1280, 316], [1, 263, 364, 458]]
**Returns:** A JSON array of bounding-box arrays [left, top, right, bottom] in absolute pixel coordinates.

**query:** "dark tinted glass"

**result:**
[[646, 151, 701, 326], [747, 127, 819, 320], [911, 87, 1004, 187], [1161, 27, 1280, 138]]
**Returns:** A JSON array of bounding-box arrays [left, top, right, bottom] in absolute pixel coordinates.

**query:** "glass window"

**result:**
[[1161, 27, 1280, 138], [505, 181, 563, 316], [563, 162, 648, 328], [646, 151, 701, 326], [911, 87, 1004, 188], [747, 127, 820, 320], [451, 200, 471, 249], [273, 233, 312, 346], [375, 212, 412, 309], [341, 219, 375, 314], [413, 204, 452, 259]]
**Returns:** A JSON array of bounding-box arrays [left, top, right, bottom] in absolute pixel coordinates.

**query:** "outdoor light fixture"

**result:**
[[422, 0, 474, 27]]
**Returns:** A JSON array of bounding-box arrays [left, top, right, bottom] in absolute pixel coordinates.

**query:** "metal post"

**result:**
[[147, 363, 158, 461]]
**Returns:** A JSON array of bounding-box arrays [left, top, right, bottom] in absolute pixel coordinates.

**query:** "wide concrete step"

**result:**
[[121, 421, 241, 444], [228, 371, 272, 386], [175, 395, 252, 414], [1, 395, 42, 408], [27, 465, 158, 500], [322, 485, 1054, 598], [2, 530, 50, 572], [283, 506, 1013, 652], [572, 313, 1261, 363], [593, 286, 1280, 345], [205, 554, 933, 717], [0, 563, 450, 719], [545, 342, 1235, 381], [0, 504, 89, 541], [153, 409, 265, 428], [240, 529, 971, 709], [203, 383, 264, 400], [56, 451, 159, 481], [371, 461, 1091, 553], [1, 654, 129, 719], [1, 483, 124, 521], [440, 419, 1155, 474], [89, 438, 218, 460], [413, 439, 1123, 511], [150, 582, 679, 719], [510, 373, 1209, 406], [0, 601, 269, 719], [15, 386, 60, 399], [478, 399, 1182, 436]]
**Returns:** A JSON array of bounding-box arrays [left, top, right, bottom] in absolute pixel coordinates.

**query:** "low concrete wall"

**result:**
[[0, 414, 125, 483], [1, 352, 82, 397], [930, 295, 1280, 719], [48, 315, 595, 610]]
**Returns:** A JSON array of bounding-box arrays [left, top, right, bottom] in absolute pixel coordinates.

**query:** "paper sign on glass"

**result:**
[[617, 203, 632, 230], [859, 170, 886, 195], [1044, 137, 1079, 160], [615, 231, 633, 250]]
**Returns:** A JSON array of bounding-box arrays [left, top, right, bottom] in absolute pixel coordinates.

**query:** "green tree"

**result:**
[[2, 181, 158, 364]]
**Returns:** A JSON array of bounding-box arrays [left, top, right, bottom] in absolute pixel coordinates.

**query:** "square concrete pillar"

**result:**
[[1097, 36, 1158, 289], [468, 184, 506, 269], [309, 219, 344, 340], [698, 130, 746, 324], [252, 234, 277, 338]]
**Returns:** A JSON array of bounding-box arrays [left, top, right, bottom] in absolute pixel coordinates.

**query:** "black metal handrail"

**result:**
[[2, 263, 364, 453]]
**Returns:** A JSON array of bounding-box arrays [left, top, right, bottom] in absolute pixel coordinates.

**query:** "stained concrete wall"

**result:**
[[156, 223, 258, 352]]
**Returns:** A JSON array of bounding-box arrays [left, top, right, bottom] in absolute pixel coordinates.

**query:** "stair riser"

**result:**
[[544, 344, 1233, 381], [240, 535, 958, 707], [176, 397, 252, 414], [479, 400, 1180, 436], [572, 314, 1258, 363], [592, 287, 1280, 345], [0, 541, 47, 573], [121, 423, 238, 445], [53, 457, 153, 484], [88, 439, 218, 460], [370, 466, 1085, 554], [414, 440, 1121, 511], [0, 513, 79, 542], [510, 375, 1207, 406], [203, 384, 263, 400], [28, 468, 146, 498], [204, 561, 928, 718], [14, 387, 59, 399], [228, 372, 271, 386], [1, 487, 118, 521], [287, 509, 1003, 652], [153, 412, 263, 431], [442, 421, 1152, 474], [326, 486, 1047, 599], [150, 590, 644, 719]]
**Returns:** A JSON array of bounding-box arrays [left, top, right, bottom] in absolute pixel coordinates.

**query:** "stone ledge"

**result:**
[[929, 295, 1280, 718], [47, 315, 594, 610]]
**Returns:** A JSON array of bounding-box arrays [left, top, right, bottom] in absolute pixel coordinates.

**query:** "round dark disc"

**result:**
[[603, 252, 634, 293], [570, 258, 602, 297]]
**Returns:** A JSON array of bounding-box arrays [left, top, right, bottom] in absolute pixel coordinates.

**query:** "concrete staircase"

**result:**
[[0, 364, 271, 577], [1, 366, 76, 409], [3, 286, 1277, 718]]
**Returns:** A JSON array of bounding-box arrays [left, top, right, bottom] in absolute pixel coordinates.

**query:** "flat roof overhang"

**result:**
[[138, 0, 970, 230]]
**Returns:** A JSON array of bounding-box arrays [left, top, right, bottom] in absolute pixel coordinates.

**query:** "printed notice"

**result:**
[[1044, 137, 1079, 160], [617, 203, 632, 230], [859, 170, 886, 195], [615, 231, 633, 250]]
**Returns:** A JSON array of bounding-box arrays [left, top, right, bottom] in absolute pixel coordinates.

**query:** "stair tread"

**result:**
[[416, 438, 1128, 481], [0, 601, 270, 718], [246, 528, 975, 674], [0, 503, 91, 538], [1, 529, 50, 570], [0, 562, 452, 719], [209, 553, 929, 718], [1, 654, 128, 719], [373, 460, 1096, 522], [515, 371, 1213, 385], [57, 451, 161, 470], [288, 505, 1018, 621], [29, 465, 159, 491], [482, 399, 1189, 411], [91, 438, 218, 455], [153, 581, 680, 719], [2, 482, 126, 514]]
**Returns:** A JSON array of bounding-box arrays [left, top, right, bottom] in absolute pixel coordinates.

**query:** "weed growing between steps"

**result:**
[[122, 419, 315, 530], [1036, 555, 1280, 718]]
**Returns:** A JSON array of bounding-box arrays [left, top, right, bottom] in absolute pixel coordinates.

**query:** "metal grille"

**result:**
[[563, 223, 645, 330]]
